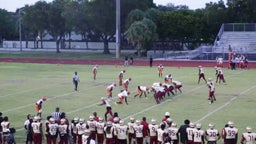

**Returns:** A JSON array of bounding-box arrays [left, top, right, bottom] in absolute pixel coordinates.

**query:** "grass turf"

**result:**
[[0, 62, 255, 143]]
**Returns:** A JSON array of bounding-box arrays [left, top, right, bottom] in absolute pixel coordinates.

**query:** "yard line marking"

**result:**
[[0, 83, 59, 98], [2, 82, 107, 113], [195, 84, 256, 123]]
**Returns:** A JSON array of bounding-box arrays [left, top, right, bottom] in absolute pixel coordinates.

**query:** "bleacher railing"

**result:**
[[223, 23, 256, 32]]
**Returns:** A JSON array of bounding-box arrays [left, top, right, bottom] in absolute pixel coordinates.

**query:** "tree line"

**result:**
[[0, 0, 255, 55]]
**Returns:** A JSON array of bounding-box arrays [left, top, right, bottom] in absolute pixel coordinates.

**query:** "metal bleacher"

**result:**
[[214, 23, 256, 53]]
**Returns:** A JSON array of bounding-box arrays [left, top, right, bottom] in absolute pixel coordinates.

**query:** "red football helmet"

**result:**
[[127, 91, 130, 95]]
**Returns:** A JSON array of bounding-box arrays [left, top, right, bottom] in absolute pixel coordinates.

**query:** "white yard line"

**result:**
[[195, 84, 256, 123]]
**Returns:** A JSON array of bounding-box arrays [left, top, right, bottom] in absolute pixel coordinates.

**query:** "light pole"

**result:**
[[19, 9, 22, 52], [115, 0, 120, 59]]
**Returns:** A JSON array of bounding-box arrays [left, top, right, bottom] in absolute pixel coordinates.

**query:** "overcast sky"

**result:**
[[0, 0, 224, 12]]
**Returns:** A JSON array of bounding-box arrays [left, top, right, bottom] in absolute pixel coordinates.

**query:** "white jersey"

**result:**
[[128, 122, 135, 134], [242, 132, 256, 144], [157, 128, 166, 142], [167, 127, 179, 140], [192, 129, 204, 142], [104, 126, 114, 138], [96, 122, 105, 134], [205, 128, 219, 141], [118, 90, 128, 98], [224, 127, 238, 139], [148, 124, 158, 136], [48, 123, 58, 136], [186, 127, 195, 141], [1, 121, 10, 133], [133, 124, 144, 138], [116, 125, 128, 139], [58, 124, 68, 136], [139, 86, 148, 91], [31, 122, 42, 134], [87, 120, 97, 132], [172, 80, 181, 85], [107, 84, 115, 90], [76, 123, 87, 135]]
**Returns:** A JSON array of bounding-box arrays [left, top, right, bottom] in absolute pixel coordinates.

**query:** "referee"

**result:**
[[51, 107, 61, 121]]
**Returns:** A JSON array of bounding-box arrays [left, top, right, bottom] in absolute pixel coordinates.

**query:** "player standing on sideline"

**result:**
[[118, 70, 126, 86], [115, 90, 130, 105], [127, 117, 136, 144], [92, 65, 98, 80], [122, 77, 132, 91], [104, 121, 114, 144], [148, 119, 158, 144], [58, 118, 69, 144], [133, 120, 144, 144], [192, 123, 205, 144], [207, 78, 216, 104], [46, 117, 59, 144], [31, 116, 43, 144], [158, 64, 164, 77], [73, 72, 79, 91], [205, 123, 220, 144], [116, 120, 128, 144], [35, 96, 46, 117], [106, 83, 116, 98], [186, 123, 196, 144], [167, 122, 179, 144], [223, 121, 238, 144], [134, 86, 150, 98], [99, 97, 113, 121], [96, 117, 105, 144], [198, 66, 207, 84], [240, 126, 256, 144], [1, 116, 10, 144]]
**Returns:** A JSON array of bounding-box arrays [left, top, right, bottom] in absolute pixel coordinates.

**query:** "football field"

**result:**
[[0, 62, 256, 143]]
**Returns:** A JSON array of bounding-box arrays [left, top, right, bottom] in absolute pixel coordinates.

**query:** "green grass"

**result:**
[[0, 62, 255, 143], [0, 51, 137, 60]]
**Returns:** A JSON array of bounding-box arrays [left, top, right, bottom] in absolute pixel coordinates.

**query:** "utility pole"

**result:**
[[19, 9, 22, 52], [115, 0, 120, 59]]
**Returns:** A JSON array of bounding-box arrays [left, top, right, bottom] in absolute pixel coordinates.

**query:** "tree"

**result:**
[[0, 9, 17, 47], [126, 18, 157, 57], [46, 0, 67, 53]]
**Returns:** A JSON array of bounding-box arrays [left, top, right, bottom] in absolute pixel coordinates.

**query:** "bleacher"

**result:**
[[214, 31, 256, 53]]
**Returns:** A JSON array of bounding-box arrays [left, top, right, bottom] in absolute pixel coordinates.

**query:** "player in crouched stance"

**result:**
[[115, 90, 130, 105], [134, 86, 150, 98], [205, 123, 220, 144], [241, 126, 256, 144], [106, 83, 116, 98], [207, 78, 216, 104]]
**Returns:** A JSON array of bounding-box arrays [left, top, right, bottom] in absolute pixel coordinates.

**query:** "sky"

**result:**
[[0, 0, 224, 12]]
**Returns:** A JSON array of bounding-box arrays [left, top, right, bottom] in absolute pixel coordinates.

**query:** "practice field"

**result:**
[[1, 62, 256, 143]]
